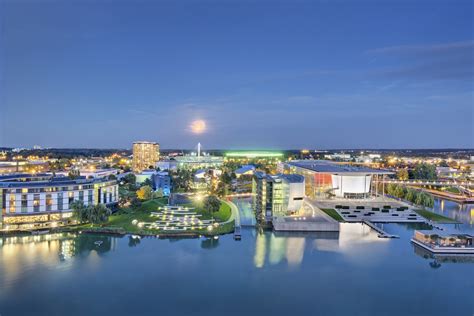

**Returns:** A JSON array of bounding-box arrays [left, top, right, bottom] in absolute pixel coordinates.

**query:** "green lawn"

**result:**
[[321, 208, 345, 222], [181, 200, 232, 222], [102, 197, 233, 235], [413, 209, 458, 223], [442, 187, 461, 194]]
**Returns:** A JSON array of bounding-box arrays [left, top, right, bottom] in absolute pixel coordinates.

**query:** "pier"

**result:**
[[363, 220, 399, 239]]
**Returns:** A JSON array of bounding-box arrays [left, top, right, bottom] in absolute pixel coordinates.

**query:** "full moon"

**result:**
[[190, 119, 207, 134]]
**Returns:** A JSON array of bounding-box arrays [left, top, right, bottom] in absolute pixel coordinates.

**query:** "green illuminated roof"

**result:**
[[225, 151, 284, 158]]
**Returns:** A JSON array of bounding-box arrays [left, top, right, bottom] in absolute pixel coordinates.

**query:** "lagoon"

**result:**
[[0, 199, 473, 316]]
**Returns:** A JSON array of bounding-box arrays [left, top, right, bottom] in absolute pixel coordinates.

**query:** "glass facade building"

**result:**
[[0, 173, 118, 231]]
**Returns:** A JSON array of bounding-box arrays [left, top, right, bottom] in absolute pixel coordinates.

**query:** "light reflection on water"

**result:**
[[432, 198, 474, 232], [0, 199, 472, 315]]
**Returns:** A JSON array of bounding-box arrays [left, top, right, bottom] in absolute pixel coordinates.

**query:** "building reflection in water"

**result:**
[[254, 223, 389, 268], [254, 233, 266, 268], [0, 233, 115, 287], [412, 242, 474, 267]]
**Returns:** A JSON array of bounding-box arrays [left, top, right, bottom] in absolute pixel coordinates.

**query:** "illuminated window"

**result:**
[[57, 193, 63, 211], [9, 195, 16, 213], [68, 191, 74, 204], [21, 194, 28, 213], [46, 194, 52, 211], [33, 194, 40, 212]]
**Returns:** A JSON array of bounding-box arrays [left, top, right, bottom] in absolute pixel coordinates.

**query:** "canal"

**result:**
[[0, 198, 472, 315]]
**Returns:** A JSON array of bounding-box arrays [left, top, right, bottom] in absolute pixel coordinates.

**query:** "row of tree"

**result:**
[[385, 183, 434, 208], [70, 201, 112, 224], [396, 163, 437, 181]]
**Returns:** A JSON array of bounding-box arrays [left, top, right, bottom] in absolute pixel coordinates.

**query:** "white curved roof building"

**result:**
[[284, 160, 393, 199]]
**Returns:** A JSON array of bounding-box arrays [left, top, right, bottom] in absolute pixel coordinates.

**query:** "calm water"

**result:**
[[0, 200, 473, 316]]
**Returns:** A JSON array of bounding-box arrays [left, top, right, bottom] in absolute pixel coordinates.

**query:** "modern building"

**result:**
[[135, 170, 171, 196], [225, 151, 284, 164], [132, 141, 160, 173], [235, 165, 256, 178], [0, 160, 50, 174], [56, 168, 118, 179], [252, 172, 305, 223], [282, 160, 393, 199], [154, 172, 171, 196], [0, 173, 118, 231], [156, 159, 177, 171], [173, 156, 224, 170]]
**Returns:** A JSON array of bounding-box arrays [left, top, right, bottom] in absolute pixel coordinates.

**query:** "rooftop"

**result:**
[[225, 151, 283, 158], [287, 160, 393, 175], [254, 171, 304, 183], [0, 173, 115, 188]]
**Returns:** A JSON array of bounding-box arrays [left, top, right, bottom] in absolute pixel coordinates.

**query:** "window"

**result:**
[[46, 194, 52, 211], [9, 195, 16, 213], [33, 194, 40, 212], [88, 190, 93, 204], [68, 192, 74, 205], [78, 191, 84, 202], [21, 194, 28, 213], [57, 193, 63, 211]]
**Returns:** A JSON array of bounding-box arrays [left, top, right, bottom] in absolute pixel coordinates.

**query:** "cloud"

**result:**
[[367, 40, 474, 81], [366, 40, 474, 55]]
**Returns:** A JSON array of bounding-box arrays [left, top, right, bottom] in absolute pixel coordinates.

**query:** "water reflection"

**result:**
[[412, 242, 474, 268], [201, 237, 219, 249], [128, 235, 141, 247], [254, 232, 309, 268], [253, 223, 389, 268], [433, 198, 474, 230], [0, 233, 115, 288]]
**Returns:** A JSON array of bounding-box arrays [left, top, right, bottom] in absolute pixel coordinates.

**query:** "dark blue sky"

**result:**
[[1, 0, 473, 149]]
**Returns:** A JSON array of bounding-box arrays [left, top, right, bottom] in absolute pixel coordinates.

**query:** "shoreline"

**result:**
[[0, 223, 235, 239]]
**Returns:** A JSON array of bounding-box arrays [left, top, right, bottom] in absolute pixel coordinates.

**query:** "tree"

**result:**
[[68, 169, 80, 180], [130, 197, 142, 208], [405, 188, 416, 203], [415, 191, 424, 206], [71, 200, 88, 222], [412, 163, 437, 180], [439, 160, 449, 167], [153, 189, 164, 199], [142, 178, 153, 187], [71, 201, 111, 225], [216, 181, 227, 197], [386, 183, 397, 196], [204, 195, 221, 214], [136, 185, 153, 200], [123, 173, 136, 185], [108, 174, 117, 180], [88, 204, 112, 224], [394, 185, 406, 198], [396, 169, 409, 181]]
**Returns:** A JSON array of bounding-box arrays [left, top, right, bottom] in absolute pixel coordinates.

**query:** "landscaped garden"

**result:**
[[88, 196, 234, 236]]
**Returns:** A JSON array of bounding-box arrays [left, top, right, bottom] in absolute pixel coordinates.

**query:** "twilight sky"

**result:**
[[1, 0, 473, 149]]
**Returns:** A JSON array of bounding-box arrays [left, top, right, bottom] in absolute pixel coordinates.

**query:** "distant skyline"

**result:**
[[1, 0, 473, 149]]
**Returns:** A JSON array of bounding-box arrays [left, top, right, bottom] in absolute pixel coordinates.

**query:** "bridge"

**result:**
[[376, 179, 474, 188]]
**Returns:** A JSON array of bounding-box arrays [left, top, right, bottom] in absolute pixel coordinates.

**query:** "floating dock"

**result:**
[[363, 220, 399, 239]]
